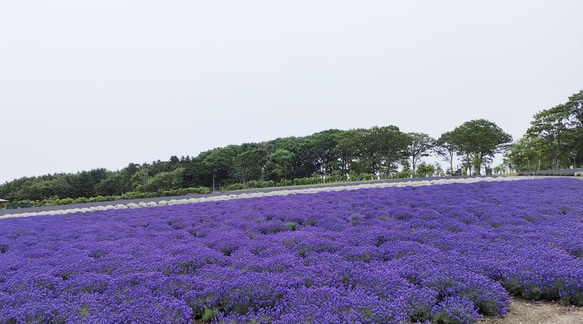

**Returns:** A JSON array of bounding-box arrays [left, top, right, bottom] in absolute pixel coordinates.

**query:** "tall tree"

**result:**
[[305, 129, 342, 178], [405, 132, 435, 172], [334, 129, 360, 177], [505, 136, 548, 172], [360, 126, 409, 178], [526, 105, 571, 169], [434, 131, 458, 175], [449, 119, 512, 175], [526, 90, 583, 169], [266, 149, 296, 181], [75, 171, 96, 198], [233, 149, 268, 184], [201, 145, 241, 191]]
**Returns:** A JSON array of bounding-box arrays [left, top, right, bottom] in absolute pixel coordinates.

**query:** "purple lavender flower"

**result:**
[[1, 178, 582, 323]]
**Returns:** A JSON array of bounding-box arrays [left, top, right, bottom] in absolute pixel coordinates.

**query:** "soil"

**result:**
[[478, 297, 583, 324], [191, 297, 583, 324]]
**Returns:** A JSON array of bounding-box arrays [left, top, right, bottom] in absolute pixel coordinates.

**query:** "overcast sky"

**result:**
[[1, 1, 582, 183]]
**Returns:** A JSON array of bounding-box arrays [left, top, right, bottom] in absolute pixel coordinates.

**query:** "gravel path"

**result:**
[[478, 297, 583, 324]]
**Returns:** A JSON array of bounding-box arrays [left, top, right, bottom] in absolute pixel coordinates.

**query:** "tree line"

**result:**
[[4, 90, 580, 207], [506, 90, 583, 172], [1, 118, 514, 207]]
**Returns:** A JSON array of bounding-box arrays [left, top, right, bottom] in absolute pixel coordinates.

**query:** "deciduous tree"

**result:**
[[405, 132, 435, 172], [449, 119, 512, 175]]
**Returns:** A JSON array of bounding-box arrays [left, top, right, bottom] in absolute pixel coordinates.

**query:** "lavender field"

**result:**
[[1, 178, 583, 323]]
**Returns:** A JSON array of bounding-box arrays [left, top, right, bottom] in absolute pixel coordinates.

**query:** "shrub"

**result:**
[[222, 184, 247, 192], [359, 173, 375, 181], [57, 198, 75, 205], [277, 179, 293, 187]]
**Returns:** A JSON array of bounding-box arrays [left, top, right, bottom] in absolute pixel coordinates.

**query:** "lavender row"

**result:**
[[1, 178, 582, 323]]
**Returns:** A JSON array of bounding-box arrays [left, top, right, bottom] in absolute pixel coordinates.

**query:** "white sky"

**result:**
[[1, 1, 582, 183]]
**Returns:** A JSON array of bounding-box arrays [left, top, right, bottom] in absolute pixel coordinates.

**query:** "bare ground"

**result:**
[[478, 297, 583, 324]]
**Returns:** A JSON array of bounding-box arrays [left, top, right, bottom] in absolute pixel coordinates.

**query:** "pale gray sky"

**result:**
[[1, 1, 582, 183]]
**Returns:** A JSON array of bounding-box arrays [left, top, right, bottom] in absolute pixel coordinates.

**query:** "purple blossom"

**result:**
[[1, 178, 583, 323]]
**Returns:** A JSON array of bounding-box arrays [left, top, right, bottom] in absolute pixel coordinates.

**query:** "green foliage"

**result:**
[[357, 126, 410, 178], [202, 308, 219, 322], [277, 179, 293, 187], [395, 170, 413, 179], [57, 198, 75, 205], [449, 119, 512, 175], [524, 89, 583, 169], [405, 132, 435, 172], [435, 131, 458, 174], [293, 176, 323, 186], [0, 126, 415, 203], [359, 173, 375, 181], [233, 148, 268, 184], [189, 187, 211, 195], [4, 112, 554, 206], [267, 149, 295, 181], [415, 162, 436, 177], [5, 186, 210, 208], [222, 183, 247, 192], [248, 180, 275, 189], [505, 137, 549, 172]]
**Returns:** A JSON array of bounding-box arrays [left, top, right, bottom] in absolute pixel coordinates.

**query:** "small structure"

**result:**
[[0, 198, 8, 210]]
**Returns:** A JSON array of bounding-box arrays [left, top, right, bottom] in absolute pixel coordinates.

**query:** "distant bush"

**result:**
[[517, 168, 583, 176], [7, 200, 38, 209], [277, 179, 293, 187], [189, 187, 210, 194], [2, 186, 213, 209], [396, 170, 414, 179], [222, 183, 247, 192], [293, 177, 322, 186], [248, 180, 275, 189], [325, 174, 346, 183], [89, 196, 114, 203], [57, 198, 75, 205], [121, 191, 144, 200], [359, 173, 375, 181]]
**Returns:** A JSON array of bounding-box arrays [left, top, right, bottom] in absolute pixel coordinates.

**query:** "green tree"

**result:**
[[201, 145, 241, 191], [505, 136, 548, 172], [182, 156, 212, 189], [526, 90, 583, 169], [233, 149, 268, 184], [305, 129, 342, 178], [415, 162, 436, 178], [118, 163, 139, 193], [433, 162, 445, 177], [360, 126, 409, 178], [95, 174, 122, 196], [527, 105, 571, 169], [449, 119, 512, 175], [434, 131, 458, 175], [130, 166, 151, 192], [334, 129, 361, 177], [142, 171, 175, 192], [75, 171, 96, 198], [266, 149, 295, 181], [405, 132, 435, 172]]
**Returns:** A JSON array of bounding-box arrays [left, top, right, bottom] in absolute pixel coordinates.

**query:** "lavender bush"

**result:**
[[1, 178, 582, 323]]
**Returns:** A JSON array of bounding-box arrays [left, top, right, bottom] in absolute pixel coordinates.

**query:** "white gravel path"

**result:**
[[0, 176, 532, 219]]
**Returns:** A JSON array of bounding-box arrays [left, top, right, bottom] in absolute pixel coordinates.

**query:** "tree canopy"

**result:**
[[0, 109, 541, 206], [507, 89, 583, 171], [449, 119, 512, 175]]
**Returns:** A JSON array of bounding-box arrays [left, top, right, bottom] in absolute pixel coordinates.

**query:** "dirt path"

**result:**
[[478, 297, 583, 324]]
